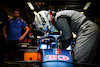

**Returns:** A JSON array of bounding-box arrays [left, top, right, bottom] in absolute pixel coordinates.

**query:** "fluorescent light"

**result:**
[[0, 22, 2, 24], [33, 11, 38, 15], [83, 2, 91, 10], [8, 15, 13, 19], [27, 2, 34, 10], [80, 12, 84, 14]]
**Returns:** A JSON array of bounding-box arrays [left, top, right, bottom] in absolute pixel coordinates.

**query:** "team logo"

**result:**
[[18, 20, 20, 23]]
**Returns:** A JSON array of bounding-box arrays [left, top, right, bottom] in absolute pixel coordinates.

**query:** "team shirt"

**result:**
[[6, 18, 27, 40]]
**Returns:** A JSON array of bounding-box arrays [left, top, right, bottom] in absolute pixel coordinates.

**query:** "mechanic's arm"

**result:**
[[3, 25, 8, 40], [19, 26, 30, 41], [56, 17, 73, 49]]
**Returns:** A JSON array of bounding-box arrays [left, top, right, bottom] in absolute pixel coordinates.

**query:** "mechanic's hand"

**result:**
[[18, 35, 25, 41], [4, 34, 8, 41]]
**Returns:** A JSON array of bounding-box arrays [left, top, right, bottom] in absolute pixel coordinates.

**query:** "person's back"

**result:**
[[55, 10, 100, 63], [55, 10, 86, 34]]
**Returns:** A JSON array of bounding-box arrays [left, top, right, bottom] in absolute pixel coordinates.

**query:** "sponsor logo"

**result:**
[[46, 55, 69, 60]]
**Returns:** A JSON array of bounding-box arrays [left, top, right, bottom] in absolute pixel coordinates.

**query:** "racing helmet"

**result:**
[[34, 10, 56, 33]]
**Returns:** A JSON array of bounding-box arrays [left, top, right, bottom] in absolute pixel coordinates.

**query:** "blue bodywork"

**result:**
[[38, 35, 73, 67]]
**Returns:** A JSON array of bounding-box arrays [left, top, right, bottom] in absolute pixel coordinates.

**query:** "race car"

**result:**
[[23, 34, 74, 67], [38, 35, 74, 67], [3, 34, 100, 67]]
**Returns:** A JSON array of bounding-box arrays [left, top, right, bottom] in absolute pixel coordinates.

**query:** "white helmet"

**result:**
[[34, 10, 56, 34]]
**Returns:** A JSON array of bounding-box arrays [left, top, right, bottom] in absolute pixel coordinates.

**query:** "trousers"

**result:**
[[74, 20, 100, 63]]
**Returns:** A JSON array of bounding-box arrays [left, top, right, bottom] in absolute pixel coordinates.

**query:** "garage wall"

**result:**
[[0, 2, 13, 19]]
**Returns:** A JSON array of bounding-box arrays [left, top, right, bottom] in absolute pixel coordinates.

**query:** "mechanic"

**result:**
[[34, 10, 100, 63], [3, 8, 30, 61]]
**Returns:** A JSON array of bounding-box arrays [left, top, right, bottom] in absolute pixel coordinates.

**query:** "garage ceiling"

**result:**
[[1, 0, 100, 23], [33, 0, 86, 11]]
